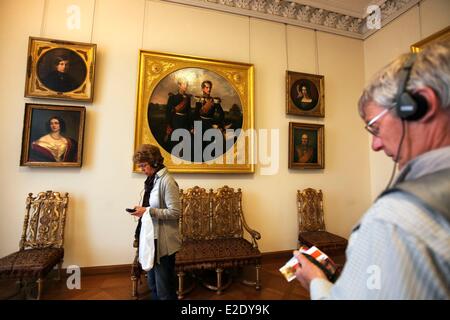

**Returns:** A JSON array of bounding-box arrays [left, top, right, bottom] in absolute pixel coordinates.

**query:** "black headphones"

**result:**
[[395, 53, 429, 121]]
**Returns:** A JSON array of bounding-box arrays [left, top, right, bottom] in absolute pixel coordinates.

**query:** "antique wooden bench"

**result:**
[[175, 185, 262, 299], [130, 185, 262, 299]]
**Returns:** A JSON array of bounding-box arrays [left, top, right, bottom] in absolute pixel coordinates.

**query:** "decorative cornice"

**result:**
[[163, 0, 421, 40]]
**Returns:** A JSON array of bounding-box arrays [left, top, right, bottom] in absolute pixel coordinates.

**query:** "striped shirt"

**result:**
[[311, 146, 450, 299]]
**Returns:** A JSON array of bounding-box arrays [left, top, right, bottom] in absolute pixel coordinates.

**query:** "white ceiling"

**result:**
[[292, 0, 386, 18]]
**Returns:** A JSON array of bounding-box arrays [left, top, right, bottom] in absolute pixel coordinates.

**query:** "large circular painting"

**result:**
[[148, 68, 243, 163]]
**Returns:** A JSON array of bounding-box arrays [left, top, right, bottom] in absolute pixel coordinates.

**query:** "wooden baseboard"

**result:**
[[61, 250, 295, 276], [62, 264, 131, 276]]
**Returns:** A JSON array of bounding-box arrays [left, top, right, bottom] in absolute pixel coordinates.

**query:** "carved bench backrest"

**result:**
[[211, 186, 243, 239], [180, 186, 212, 241], [20, 191, 69, 250], [297, 188, 326, 232], [179, 186, 244, 241]]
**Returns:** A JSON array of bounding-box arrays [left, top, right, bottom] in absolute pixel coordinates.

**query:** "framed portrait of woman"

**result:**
[[286, 71, 324, 117], [288, 122, 324, 169], [20, 103, 86, 167], [24, 37, 96, 102]]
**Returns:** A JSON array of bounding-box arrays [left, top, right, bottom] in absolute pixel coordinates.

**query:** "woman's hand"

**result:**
[[131, 206, 147, 218], [294, 251, 327, 291]]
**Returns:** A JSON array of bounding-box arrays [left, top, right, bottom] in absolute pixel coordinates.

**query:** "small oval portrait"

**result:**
[[147, 67, 243, 163], [37, 48, 87, 93], [290, 79, 319, 111]]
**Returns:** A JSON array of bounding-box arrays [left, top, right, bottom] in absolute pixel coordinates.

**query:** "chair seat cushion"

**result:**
[[176, 238, 261, 271], [0, 248, 64, 279], [299, 231, 348, 254]]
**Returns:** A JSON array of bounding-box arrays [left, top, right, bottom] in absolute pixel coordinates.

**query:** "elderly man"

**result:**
[[294, 41, 450, 299], [296, 133, 314, 163]]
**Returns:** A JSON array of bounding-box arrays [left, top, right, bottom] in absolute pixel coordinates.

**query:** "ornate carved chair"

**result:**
[[297, 188, 347, 264], [130, 238, 143, 299], [0, 191, 69, 299], [175, 186, 262, 299]]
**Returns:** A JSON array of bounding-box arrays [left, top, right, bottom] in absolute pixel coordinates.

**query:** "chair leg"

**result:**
[[216, 268, 223, 295], [56, 261, 63, 281], [177, 271, 185, 300], [131, 275, 138, 299], [36, 277, 43, 300], [255, 264, 261, 290]]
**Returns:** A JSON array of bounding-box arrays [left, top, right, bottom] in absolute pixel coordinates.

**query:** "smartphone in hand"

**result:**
[[125, 208, 136, 213]]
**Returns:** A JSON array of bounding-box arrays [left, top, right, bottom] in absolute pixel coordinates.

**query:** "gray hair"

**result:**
[[358, 40, 450, 117]]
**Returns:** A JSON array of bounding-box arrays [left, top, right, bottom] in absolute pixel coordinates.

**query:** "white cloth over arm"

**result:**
[[139, 209, 155, 271]]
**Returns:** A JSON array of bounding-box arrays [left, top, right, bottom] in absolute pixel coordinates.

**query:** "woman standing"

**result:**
[[131, 144, 181, 300]]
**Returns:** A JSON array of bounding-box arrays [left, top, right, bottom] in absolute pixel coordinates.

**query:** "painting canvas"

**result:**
[[286, 71, 324, 117], [134, 51, 254, 173], [25, 37, 96, 102], [20, 103, 86, 167], [289, 122, 324, 169]]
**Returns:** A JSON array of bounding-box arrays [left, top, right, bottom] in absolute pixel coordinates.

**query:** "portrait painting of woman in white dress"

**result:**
[[20, 104, 86, 167], [30, 116, 78, 162]]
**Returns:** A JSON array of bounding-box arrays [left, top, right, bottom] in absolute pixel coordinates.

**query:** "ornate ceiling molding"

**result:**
[[163, 0, 420, 39]]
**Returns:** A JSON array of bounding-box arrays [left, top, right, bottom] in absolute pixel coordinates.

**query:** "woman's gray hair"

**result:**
[[358, 40, 450, 117]]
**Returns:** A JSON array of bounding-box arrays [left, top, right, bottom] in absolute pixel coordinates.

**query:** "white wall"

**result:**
[[364, 0, 450, 199], [1, 0, 370, 268]]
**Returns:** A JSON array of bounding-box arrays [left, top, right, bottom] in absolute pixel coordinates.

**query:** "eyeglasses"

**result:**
[[364, 106, 394, 136]]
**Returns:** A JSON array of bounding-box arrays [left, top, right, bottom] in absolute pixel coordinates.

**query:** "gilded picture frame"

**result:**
[[411, 26, 450, 53], [289, 122, 324, 169], [286, 71, 324, 117], [24, 37, 96, 102], [20, 103, 86, 167], [134, 50, 254, 173]]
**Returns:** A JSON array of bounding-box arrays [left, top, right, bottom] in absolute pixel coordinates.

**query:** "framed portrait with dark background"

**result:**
[[24, 37, 96, 102], [289, 122, 324, 169], [20, 103, 86, 167], [134, 50, 255, 173], [286, 71, 324, 117]]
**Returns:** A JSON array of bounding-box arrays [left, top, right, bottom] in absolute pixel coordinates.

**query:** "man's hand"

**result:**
[[294, 250, 327, 291]]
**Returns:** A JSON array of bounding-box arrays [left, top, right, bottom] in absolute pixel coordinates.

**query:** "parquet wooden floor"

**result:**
[[0, 255, 310, 300]]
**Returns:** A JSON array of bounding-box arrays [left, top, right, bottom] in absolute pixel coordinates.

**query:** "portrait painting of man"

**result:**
[[25, 37, 96, 102], [293, 130, 317, 164], [147, 67, 243, 163], [37, 48, 86, 93], [134, 50, 254, 173], [289, 122, 324, 169]]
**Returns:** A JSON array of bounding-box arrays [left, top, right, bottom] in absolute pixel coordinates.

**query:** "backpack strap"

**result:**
[[378, 168, 450, 223]]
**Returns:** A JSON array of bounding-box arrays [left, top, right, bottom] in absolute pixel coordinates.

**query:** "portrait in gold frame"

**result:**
[[288, 122, 324, 169], [134, 51, 254, 173], [25, 37, 96, 102], [20, 103, 86, 167], [411, 26, 450, 52], [286, 71, 325, 118]]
